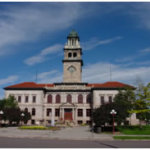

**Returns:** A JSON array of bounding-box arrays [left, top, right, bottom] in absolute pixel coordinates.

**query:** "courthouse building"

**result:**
[[4, 30, 137, 125]]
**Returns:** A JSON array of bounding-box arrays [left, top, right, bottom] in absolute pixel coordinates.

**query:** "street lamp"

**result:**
[[110, 109, 117, 134], [0, 110, 4, 127], [21, 113, 25, 126]]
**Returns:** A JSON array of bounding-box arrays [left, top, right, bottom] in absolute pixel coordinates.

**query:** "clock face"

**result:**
[[68, 66, 76, 73]]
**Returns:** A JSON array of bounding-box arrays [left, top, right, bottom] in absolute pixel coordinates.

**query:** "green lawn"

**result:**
[[114, 136, 150, 140], [117, 125, 150, 135]]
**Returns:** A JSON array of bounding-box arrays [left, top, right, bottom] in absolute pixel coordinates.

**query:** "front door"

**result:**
[[64, 109, 72, 120]]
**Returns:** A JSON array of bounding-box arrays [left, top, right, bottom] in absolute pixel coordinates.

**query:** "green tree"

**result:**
[[113, 88, 135, 125], [93, 88, 135, 127], [0, 96, 31, 125], [130, 83, 150, 126], [93, 103, 114, 127]]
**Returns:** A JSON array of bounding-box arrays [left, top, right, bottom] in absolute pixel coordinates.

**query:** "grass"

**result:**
[[19, 126, 60, 131], [117, 125, 150, 135], [114, 136, 150, 140]]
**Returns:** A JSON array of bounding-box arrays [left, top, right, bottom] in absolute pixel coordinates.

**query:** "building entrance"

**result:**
[[64, 108, 72, 120]]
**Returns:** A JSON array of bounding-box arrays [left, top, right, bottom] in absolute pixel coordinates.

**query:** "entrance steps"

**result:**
[[55, 120, 77, 127]]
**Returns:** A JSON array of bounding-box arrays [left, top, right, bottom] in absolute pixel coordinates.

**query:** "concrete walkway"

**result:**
[[0, 126, 113, 141]]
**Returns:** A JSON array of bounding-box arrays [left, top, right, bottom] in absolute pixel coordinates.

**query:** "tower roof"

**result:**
[[67, 30, 79, 38]]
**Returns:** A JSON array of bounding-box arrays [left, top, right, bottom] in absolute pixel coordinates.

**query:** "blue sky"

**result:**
[[0, 2, 150, 98]]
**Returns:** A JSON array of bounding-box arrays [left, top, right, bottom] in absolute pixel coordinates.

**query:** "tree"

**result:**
[[130, 83, 150, 126], [0, 96, 31, 125], [93, 88, 135, 127], [22, 110, 31, 124], [113, 88, 135, 125], [93, 103, 114, 127]]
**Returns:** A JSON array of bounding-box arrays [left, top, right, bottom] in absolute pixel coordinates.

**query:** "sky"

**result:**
[[0, 2, 150, 98]]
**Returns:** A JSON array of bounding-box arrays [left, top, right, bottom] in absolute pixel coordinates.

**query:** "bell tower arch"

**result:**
[[63, 30, 83, 83]]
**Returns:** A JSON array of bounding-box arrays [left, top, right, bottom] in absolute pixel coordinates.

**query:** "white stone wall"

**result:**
[[5, 90, 44, 121], [93, 90, 118, 108]]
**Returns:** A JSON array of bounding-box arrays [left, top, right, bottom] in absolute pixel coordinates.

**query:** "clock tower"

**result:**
[[63, 30, 83, 83]]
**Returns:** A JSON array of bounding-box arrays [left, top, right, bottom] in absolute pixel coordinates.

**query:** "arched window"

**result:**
[[56, 94, 61, 103], [24, 108, 28, 112], [32, 108, 36, 116], [73, 52, 77, 58], [78, 94, 83, 104], [47, 94, 52, 103], [67, 94, 72, 103], [86, 94, 91, 104], [68, 52, 72, 58]]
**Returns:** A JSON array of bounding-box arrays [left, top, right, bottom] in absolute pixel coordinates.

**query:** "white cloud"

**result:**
[[0, 75, 18, 86], [24, 44, 63, 65], [116, 47, 150, 63], [128, 3, 150, 30], [82, 36, 122, 51], [36, 61, 150, 85], [38, 70, 62, 83], [140, 47, 150, 53], [82, 62, 150, 85], [0, 3, 94, 56]]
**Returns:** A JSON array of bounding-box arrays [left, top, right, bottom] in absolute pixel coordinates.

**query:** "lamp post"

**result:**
[[110, 109, 117, 134], [21, 112, 25, 126], [0, 110, 4, 127]]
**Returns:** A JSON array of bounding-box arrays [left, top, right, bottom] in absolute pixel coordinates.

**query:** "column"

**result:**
[[62, 108, 64, 121], [83, 108, 86, 124], [74, 108, 77, 124], [51, 107, 55, 126]]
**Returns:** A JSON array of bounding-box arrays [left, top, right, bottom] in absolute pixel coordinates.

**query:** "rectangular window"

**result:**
[[78, 109, 83, 117], [101, 96, 105, 105], [18, 96, 21, 103], [78, 120, 83, 124], [109, 96, 112, 103], [86, 109, 91, 117], [46, 108, 51, 116], [55, 109, 60, 117], [25, 96, 28, 103], [32, 96, 36, 103], [31, 120, 35, 125]]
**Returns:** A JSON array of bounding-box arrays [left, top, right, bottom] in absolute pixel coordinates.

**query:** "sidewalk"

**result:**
[[0, 126, 113, 141]]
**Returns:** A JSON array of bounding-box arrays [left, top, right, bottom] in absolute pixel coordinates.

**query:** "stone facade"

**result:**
[[4, 30, 138, 126]]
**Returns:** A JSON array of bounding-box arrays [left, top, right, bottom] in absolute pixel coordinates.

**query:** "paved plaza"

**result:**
[[0, 126, 113, 141], [0, 126, 150, 148]]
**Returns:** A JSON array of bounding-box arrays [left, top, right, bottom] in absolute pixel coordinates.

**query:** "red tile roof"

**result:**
[[87, 81, 135, 89], [5, 82, 54, 89], [4, 81, 134, 89]]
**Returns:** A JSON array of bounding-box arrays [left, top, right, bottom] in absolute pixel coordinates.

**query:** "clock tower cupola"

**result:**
[[63, 30, 83, 83]]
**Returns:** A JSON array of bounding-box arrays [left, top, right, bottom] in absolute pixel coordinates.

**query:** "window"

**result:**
[[46, 108, 51, 116], [68, 52, 72, 58], [78, 109, 83, 117], [67, 94, 72, 103], [109, 96, 112, 103], [78, 120, 83, 124], [86, 109, 91, 117], [56, 94, 61, 103], [78, 94, 83, 104], [86, 94, 91, 104], [86, 121, 91, 125], [101, 96, 105, 105], [55, 109, 60, 117], [47, 95, 52, 103], [73, 52, 77, 57], [24, 108, 28, 112], [32, 96, 36, 103], [18, 96, 21, 103], [25, 96, 28, 103], [31, 120, 35, 125], [32, 108, 36, 116]]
